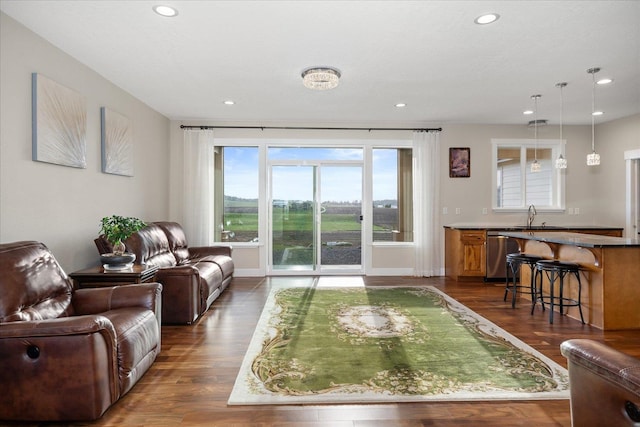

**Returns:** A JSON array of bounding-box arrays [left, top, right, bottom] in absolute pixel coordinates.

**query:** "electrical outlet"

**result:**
[[455, 208, 461, 215], [482, 208, 488, 215], [575, 207, 580, 215], [442, 207, 448, 215]]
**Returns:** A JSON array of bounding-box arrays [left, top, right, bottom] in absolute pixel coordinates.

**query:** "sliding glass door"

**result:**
[[319, 166, 362, 270], [271, 165, 317, 271], [269, 163, 362, 274]]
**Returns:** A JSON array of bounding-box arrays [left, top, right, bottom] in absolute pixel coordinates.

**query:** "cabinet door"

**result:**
[[461, 231, 486, 276]]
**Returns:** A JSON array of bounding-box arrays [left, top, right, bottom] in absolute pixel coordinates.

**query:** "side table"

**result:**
[[70, 265, 159, 289]]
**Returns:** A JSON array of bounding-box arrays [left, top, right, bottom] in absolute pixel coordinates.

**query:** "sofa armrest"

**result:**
[[154, 266, 201, 324], [189, 245, 232, 259], [72, 283, 163, 315], [0, 315, 116, 340], [561, 339, 640, 425], [561, 339, 640, 394]]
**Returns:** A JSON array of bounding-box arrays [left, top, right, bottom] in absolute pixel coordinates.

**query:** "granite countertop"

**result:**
[[443, 223, 624, 231], [499, 231, 640, 248]]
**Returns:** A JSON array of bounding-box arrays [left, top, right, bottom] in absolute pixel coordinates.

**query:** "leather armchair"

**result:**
[[561, 339, 640, 426], [0, 241, 162, 421]]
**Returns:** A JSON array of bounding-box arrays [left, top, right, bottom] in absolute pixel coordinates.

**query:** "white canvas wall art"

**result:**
[[32, 73, 87, 168], [101, 107, 133, 176]]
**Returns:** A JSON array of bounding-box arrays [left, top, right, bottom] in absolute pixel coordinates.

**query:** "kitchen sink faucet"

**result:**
[[527, 204, 537, 229]]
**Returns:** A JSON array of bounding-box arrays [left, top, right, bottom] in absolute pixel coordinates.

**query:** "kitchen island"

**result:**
[[443, 224, 623, 280], [500, 231, 640, 330]]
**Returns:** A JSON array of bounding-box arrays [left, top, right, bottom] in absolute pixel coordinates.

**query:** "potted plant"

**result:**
[[99, 215, 146, 269]]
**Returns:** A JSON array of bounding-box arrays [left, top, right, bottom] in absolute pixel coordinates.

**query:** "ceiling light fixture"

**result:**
[[597, 78, 613, 85], [523, 110, 534, 115], [301, 67, 341, 90], [587, 67, 601, 166], [530, 94, 542, 173], [153, 5, 178, 17], [223, 100, 235, 105], [474, 13, 500, 25], [555, 82, 568, 169], [395, 103, 407, 108]]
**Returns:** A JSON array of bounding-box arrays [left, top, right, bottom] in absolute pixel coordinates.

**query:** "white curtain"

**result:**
[[183, 129, 215, 246], [413, 131, 443, 277]]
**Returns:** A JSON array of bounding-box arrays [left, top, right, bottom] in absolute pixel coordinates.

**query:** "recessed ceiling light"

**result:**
[[395, 103, 407, 108], [597, 78, 613, 85], [223, 100, 235, 105], [523, 110, 534, 115], [592, 111, 604, 116], [474, 13, 500, 25], [153, 5, 178, 17]]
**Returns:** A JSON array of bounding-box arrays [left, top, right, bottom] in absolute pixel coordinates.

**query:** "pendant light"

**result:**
[[586, 67, 601, 166], [531, 94, 542, 172], [555, 82, 568, 169]]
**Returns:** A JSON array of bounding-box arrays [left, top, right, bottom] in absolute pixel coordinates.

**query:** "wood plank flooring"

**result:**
[[6, 276, 640, 426]]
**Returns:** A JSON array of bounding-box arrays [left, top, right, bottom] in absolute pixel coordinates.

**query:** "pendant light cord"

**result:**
[[559, 84, 564, 142], [591, 71, 596, 152], [533, 94, 540, 160]]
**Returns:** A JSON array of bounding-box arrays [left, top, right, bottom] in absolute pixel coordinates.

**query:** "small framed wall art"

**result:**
[[32, 73, 87, 168], [101, 107, 133, 176], [449, 147, 470, 178]]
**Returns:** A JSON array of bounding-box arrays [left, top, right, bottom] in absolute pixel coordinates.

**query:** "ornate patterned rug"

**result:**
[[228, 285, 569, 405]]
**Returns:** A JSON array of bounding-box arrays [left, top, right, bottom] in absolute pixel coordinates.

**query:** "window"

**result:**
[[214, 146, 259, 242], [493, 139, 564, 210], [372, 148, 413, 242]]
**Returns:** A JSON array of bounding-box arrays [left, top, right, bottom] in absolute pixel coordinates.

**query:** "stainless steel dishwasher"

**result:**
[[485, 231, 519, 280]]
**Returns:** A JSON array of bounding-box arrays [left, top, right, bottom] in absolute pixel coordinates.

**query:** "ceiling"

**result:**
[[1, 1, 639, 126]]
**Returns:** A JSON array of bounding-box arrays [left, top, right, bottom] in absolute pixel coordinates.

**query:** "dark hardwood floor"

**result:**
[[6, 276, 640, 426]]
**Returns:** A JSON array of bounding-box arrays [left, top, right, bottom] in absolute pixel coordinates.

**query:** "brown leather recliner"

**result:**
[[561, 339, 640, 426], [0, 241, 162, 421]]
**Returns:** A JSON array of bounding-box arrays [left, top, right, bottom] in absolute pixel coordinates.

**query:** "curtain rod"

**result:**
[[180, 125, 442, 132]]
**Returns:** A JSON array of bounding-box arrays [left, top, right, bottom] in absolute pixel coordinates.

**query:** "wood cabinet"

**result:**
[[445, 228, 486, 280]]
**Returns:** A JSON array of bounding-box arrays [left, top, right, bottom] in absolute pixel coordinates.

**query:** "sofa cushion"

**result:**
[[199, 254, 235, 280], [125, 224, 177, 268], [154, 221, 190, 264], [0, 241, 74, 322]]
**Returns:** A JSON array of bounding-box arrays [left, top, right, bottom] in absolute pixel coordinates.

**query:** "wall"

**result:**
[[170, 117, 639, 275], [0, 13, 170, 272], [590, 114, 640, 227], [438, 119, 640, 230]]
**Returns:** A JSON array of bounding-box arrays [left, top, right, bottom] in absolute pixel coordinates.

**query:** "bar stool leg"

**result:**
[[528, 262, 537, 303], [575, 271, 585, 324], [559, 271, 567, 315], [504, 259, 520, 309], [511, 262, 519, 308], [549, 270, 555, 324], [504, 260, 511, 303], [531, 266, 541, 315]]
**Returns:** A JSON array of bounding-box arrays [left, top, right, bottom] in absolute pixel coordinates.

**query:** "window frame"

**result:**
[[491, 138, 566, 212], [212, 138, 415, 248]]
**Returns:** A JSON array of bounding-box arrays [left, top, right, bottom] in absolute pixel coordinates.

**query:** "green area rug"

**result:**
[[228, 285, 569, 404]]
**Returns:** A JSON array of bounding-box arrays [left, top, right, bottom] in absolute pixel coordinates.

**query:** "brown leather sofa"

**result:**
[[0, 241, 162, 421], [561, 339, 640, 426], [96, 221, 234, 324]]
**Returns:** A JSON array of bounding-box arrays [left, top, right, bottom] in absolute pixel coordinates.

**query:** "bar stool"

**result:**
[[532, 260, 585, 324], [504, 253, 545, 308]]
